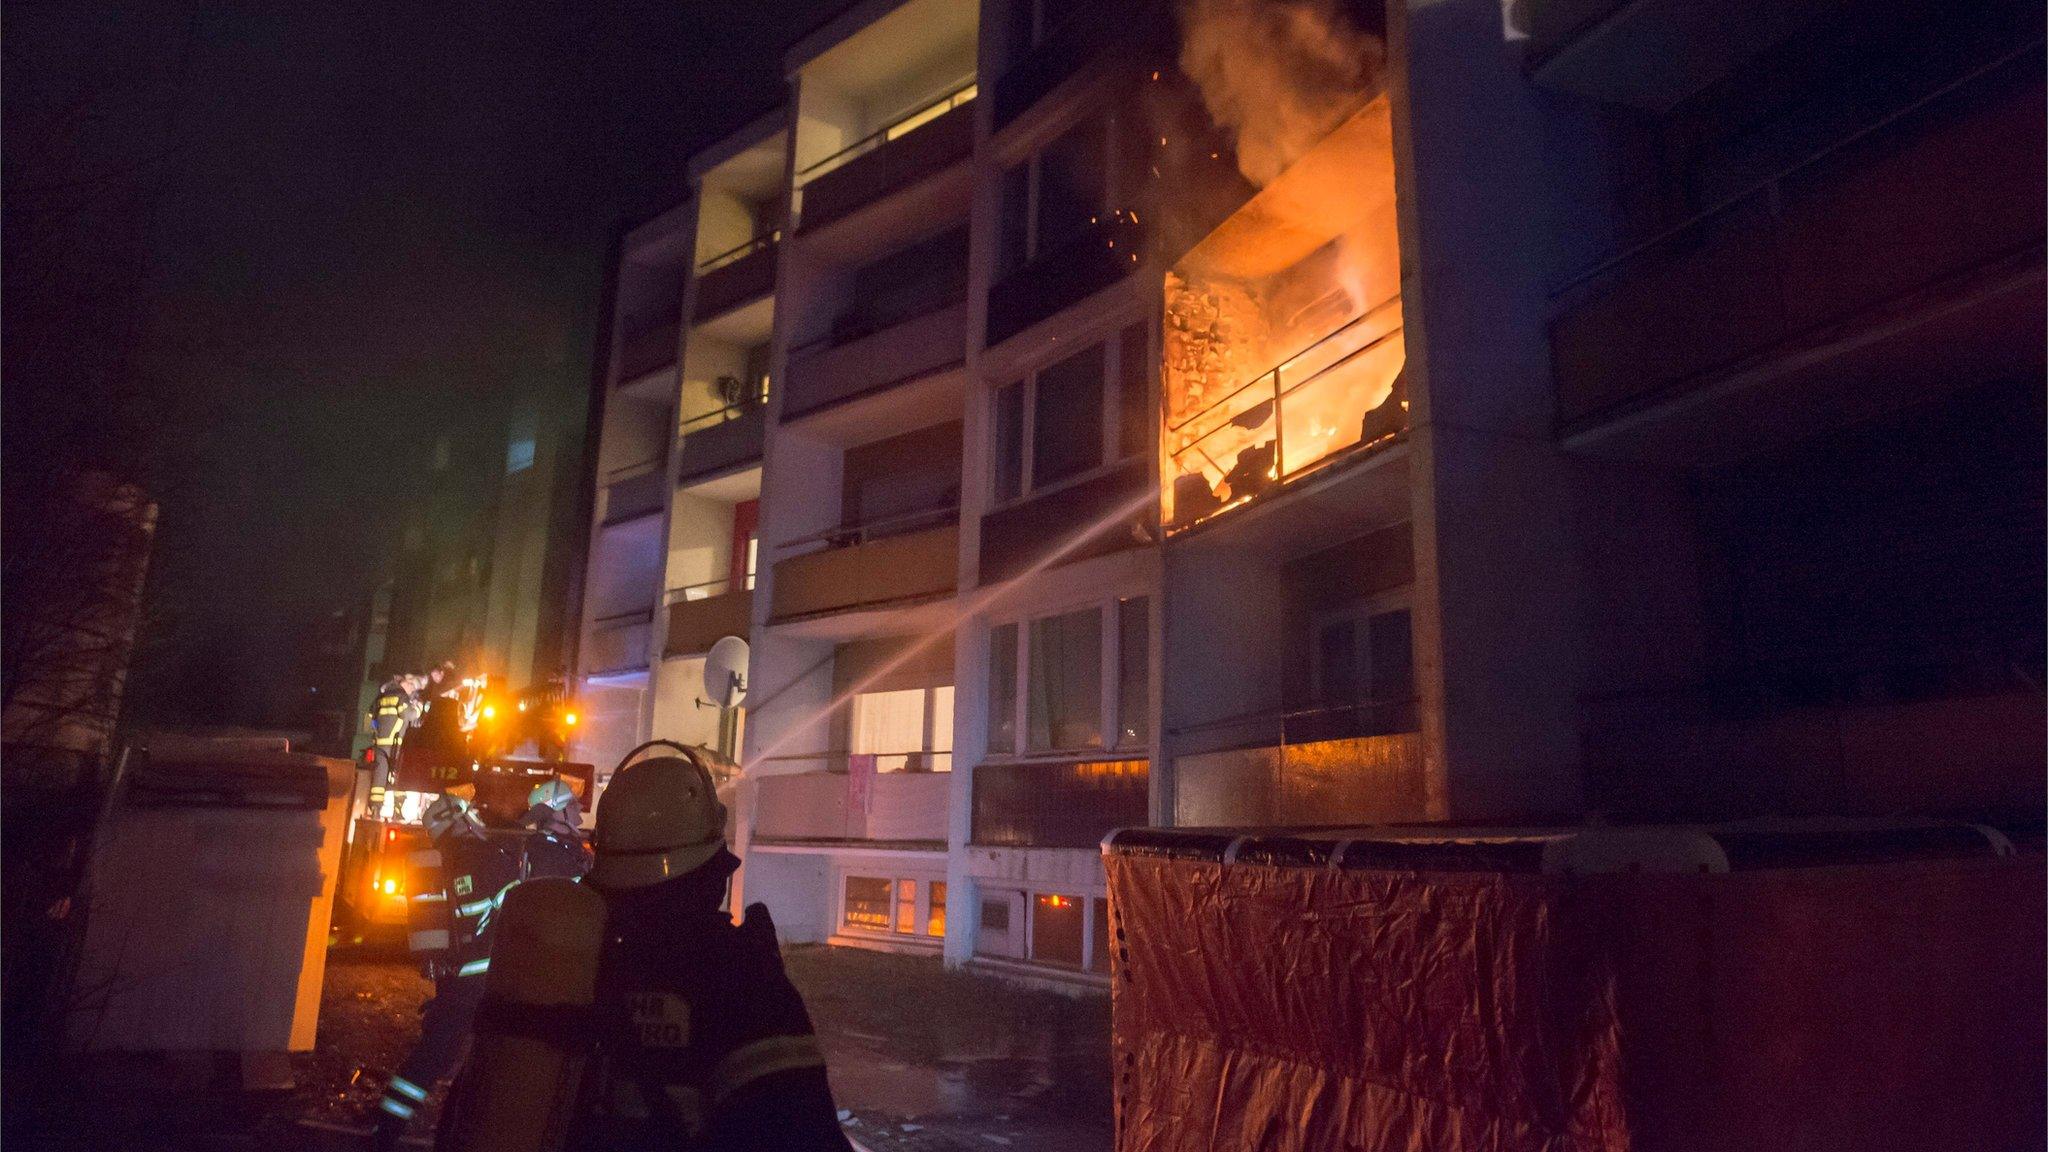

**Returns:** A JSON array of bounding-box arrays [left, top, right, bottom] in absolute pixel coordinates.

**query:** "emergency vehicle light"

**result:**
[[564, 711, 578, 726]]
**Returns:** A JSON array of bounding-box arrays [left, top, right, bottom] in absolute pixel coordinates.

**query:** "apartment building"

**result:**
[[574, 0, 2045, 987]]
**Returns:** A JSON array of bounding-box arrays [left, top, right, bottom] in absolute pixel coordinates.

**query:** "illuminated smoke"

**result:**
[[1175, 0, 1385, 189]]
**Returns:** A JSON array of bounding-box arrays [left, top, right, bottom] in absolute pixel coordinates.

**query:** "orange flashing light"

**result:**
[[563, 711, 578, 727], [481, 704, 496, 720]]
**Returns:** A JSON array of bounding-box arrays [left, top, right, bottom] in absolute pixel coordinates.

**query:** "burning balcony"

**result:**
[[1160, 96, 1407, 534]]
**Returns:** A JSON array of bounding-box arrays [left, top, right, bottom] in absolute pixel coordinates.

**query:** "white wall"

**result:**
[[665, 492, 736, 596], [650, 654, 724, 749], [695, 186, 762, 264]]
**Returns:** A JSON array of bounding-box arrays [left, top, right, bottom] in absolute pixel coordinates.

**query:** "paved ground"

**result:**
[[10, 941, 1111, 1152]]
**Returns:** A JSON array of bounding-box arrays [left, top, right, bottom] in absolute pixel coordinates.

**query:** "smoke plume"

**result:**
[[1175, 0, 1386, 188]]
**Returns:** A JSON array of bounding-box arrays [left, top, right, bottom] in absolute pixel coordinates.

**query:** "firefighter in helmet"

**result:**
[[373, 793, 520, 1150], [518, 777, 591, 881], [366, 673, 423, 810], [566, 751, 848, 1149]]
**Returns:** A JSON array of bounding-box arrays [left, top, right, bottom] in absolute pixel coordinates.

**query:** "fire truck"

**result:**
[[336, 680, 591, 933]]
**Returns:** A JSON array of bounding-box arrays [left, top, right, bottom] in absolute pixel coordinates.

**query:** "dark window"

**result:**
[[1367, 608, 1414, 704], [1117, 323, 1149, 460], [1117, 597, 1149, 747], [1031, 346, 1104, 489], [1027, 608, 1102, 751], [1035, 116, 1107, 259], [843, 876, 892, 931], [981, 898, 1011, 932], [1031, 893, 1085, 966], [999, 163, 1032, 277], [1090, 897, 1112, 973], [1317, 619, 1360, 705], [994, 383, 1025, 503], [988, 623, 1019, 753]]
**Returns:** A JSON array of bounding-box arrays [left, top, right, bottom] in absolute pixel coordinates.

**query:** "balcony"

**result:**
[[1514, 0, 1860, 112], [602, 460, 667, 524], [752, 768, 950, 844], [782, 299, 968, 421], [676, 402, 765, 485], [586, 610, 652, 675], [616, 319, 679, 383], [970, 758, 1148, 848], [992, 1, 1171, 132], [1551, 61, 2045, 438], [981, 456, 1153, 584], [692, 235, 779, 323], [664, 582, 753, 658], [769, 511, 959, 623], [797, 90, 976, 233], [1169, 703, 1425, 826], [986, 212, 1143, 347]]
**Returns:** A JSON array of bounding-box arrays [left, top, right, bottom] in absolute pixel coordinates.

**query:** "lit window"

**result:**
[[850, 685, 953, 773], [895, 879, 917, 934], [744, 535, 759, 591], [843, 876, 892, 931], [1027, 608, 1102, 752], [505, 417, 537, 474], [928, 882, 947, 936]]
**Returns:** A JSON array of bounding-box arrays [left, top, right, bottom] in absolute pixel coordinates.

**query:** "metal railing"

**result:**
[[795, 80, 978, 187], [1164, 299, 1406, 530], [679, 380, 769, 436], [696, 229, 781, 275], [776, 502, 959, 556], [1171, 698, 1421, 751], [603, 456, 665, 485], [663, 576, 749, 606], [753, 748, 955, 774]]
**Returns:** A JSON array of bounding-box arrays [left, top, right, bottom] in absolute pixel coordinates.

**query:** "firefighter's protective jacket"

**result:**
[[523, 827, 593, 882], [575, 884, 849, 1151], [371, 681, 421, 748], [438, 834, 522, 975]]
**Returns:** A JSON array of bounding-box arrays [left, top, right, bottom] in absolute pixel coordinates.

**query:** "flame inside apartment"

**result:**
[[1161, 0, 1405, 531]]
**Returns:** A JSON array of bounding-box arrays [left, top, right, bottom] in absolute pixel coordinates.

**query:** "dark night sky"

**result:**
[[4, 0, 839, 723]]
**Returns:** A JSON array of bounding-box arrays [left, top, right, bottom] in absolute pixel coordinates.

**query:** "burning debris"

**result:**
[[1162, 0, 1406, 530]]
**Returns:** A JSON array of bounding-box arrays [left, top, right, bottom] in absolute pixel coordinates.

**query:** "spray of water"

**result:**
[[746, 487, 1163, 770]]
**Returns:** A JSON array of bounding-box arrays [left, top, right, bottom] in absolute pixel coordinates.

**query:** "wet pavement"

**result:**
[[11, 941, 1110, 1151]]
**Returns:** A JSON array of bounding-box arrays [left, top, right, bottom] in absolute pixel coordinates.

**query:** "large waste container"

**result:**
[[68, 742, 355, 1057], [1103, 819, 2044, 1152]]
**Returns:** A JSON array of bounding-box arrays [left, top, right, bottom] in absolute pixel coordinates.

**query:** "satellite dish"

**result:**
[[703, 636, 750, 709]]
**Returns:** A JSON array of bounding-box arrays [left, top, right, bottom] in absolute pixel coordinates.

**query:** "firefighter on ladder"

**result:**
[[366, 673, 423, 812], [373, 793, 521, 1150], [445, 748, 849, 1151]]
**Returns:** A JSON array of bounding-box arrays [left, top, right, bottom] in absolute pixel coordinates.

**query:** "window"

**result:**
[[851, 685, 954, 772], [928, 882, 948, 936], [990, 324, 1148, 506], [989, 596, 1150, 757], [981, 898, 1011, 932], [1028, 608, 1102, 752], [744, 536, 759, 591], [1090, 897, 1112, 973], [1312, 601, 1415, 732], [1031, 893, 1085, 967], [988, 623, 1018, 754], [843, 877, 893, 931], [506, 417, 537, 474], [999, 116, 1107, 277], [1116, 597, 1149, 747], [896, 879, 918, 933]]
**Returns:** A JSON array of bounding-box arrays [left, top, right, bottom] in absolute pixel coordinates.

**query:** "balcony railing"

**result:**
[[986, 211, 1145, 346], [696, 230, 780, 275], [664, 578, 753, 658], [992, 1, 1171, 131], [797, 81, 976, 188], [752, 760, 951, 843], [693, 236, 779, 323], [602, 458, 667, 524], [970, 758, 1149, 848], [585, 610, 653, 675], [616, 318, 679, 382], [1170, 701, 1425, 827], [1550, 52, 2044, 432], [781, 298, 968, 420], [769, 509, 959, 622], [677, 394, 767, 484], [1163, 300, 1408, 534]]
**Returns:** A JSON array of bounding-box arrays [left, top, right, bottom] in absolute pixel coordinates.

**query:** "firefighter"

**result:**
[[373, 793, 521, 1151], [562, 751, 849, 1150], [518, 777, 591, 881], [366, 673, 423, 810]]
